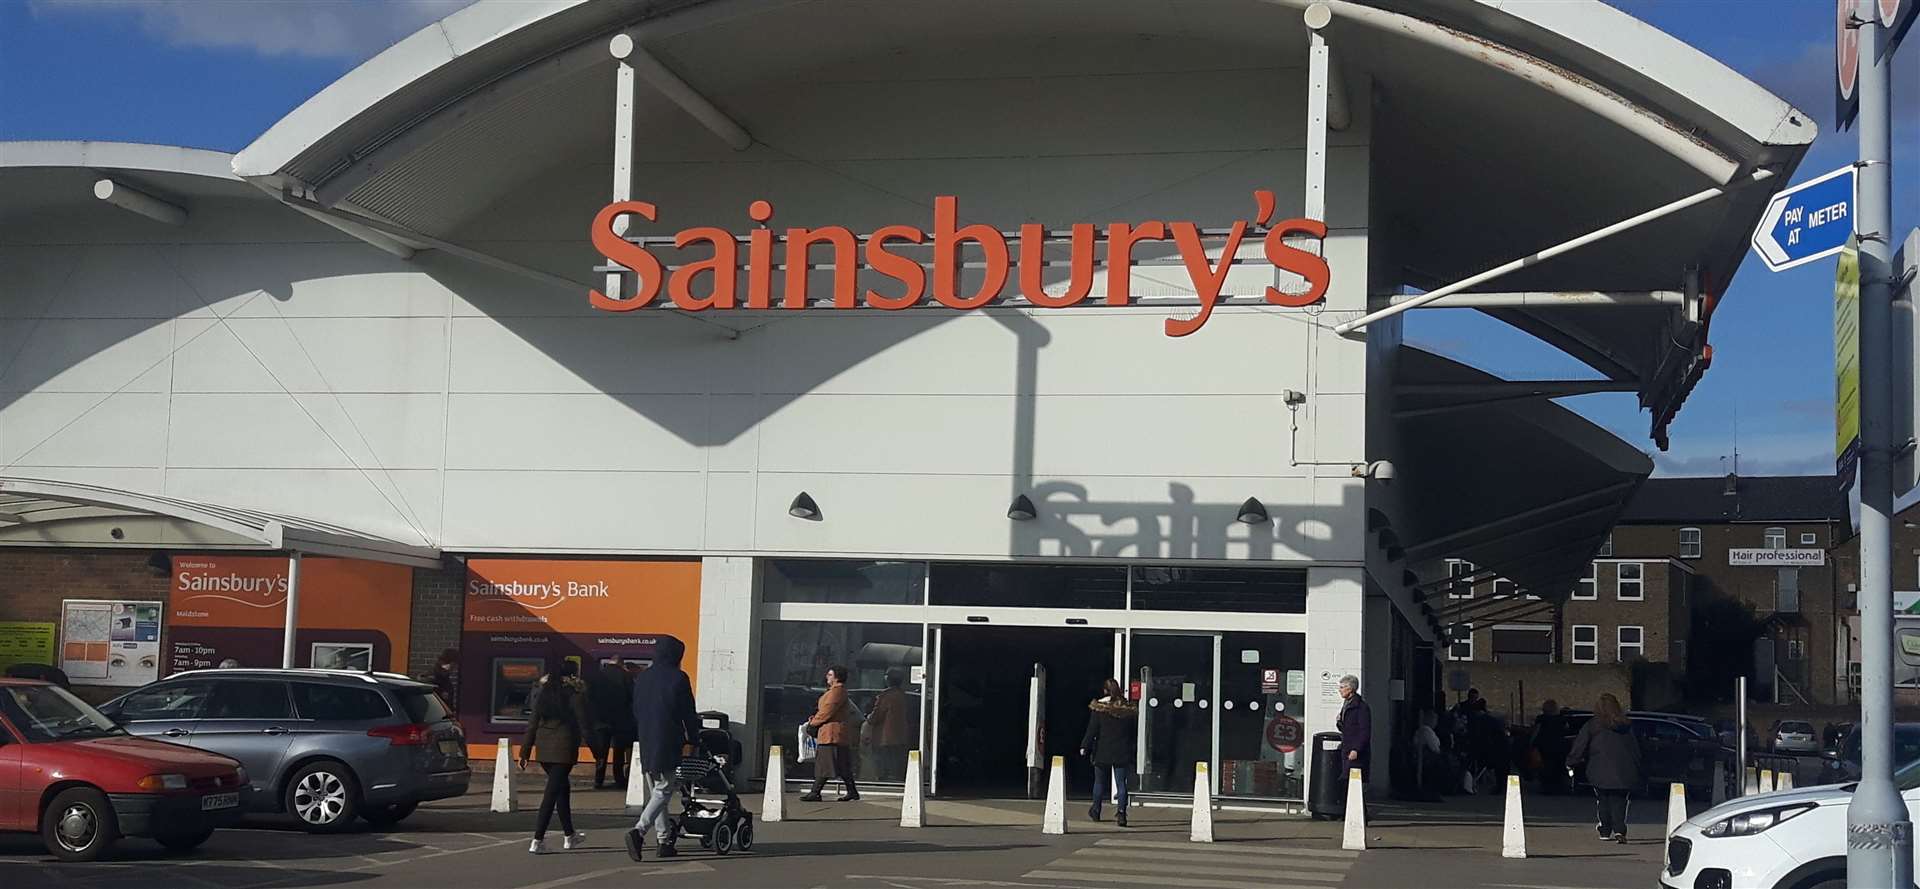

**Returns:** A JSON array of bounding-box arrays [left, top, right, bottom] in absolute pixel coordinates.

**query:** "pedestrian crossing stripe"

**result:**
[[1091, 838, 1358, 858], [1073, 847, 1350, 872], [1026, 870, 1334, 889], [1026, 838, 1359, 889]]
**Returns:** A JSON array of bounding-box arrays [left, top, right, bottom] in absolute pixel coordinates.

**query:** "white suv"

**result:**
[[1662, 761, 1920, 889]]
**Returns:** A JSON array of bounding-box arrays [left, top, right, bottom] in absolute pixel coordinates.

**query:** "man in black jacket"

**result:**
[[625, 638, 700, 862]]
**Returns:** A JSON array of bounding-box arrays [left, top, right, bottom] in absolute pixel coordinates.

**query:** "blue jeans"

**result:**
[[1089, 764, 1131, 819], [632, 771, 675, 842]]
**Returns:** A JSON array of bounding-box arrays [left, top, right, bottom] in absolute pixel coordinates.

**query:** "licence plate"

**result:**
[[201, 792, 239, 811]]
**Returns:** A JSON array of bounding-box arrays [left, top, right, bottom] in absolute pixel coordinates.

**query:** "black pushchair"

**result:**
[[664, 711, 754, 855]]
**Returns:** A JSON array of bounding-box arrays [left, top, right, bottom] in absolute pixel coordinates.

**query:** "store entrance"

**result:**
[[932, 625, 1114, 798]]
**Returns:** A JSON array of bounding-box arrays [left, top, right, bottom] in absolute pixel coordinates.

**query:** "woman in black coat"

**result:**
[[1079, 678, 1138, 827], [1568, 693, 1642, 843], [518, 660, 591, 854]]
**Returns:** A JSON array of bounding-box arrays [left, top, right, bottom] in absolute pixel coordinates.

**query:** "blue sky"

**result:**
[[1, 0, 1914, 479]]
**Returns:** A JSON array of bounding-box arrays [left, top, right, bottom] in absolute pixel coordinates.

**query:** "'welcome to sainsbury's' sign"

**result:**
[[587, 191, 1330, 337]]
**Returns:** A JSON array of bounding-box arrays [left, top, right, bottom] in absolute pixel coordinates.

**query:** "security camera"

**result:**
[[1282, 389, 1307, 406], [1350, 460, 1396, 482]]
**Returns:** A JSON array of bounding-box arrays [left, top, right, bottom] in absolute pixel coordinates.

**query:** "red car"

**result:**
[[0, 679, 249, 860]]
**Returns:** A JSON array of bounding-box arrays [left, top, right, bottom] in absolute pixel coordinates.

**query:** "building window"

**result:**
[[1446, 560, 1475, 599], [758, 620, 923, 782], [1777, 568, 1801, 613], [1447, 624, 1474, 661], [1786, 639, 1806, 660], [1679, 527, 1702, 559], [1800, 532, 1819, 546], [1574, 562, 1597, 600], [1598, 533, 1613, 557], [1492, 577, 1514, 598], [1764, 527, 1787, 549], [1617, 625, 1644, 662], [1571, 625, 1598, 664], [1490, 625, 1553, 664], [1617, 561, 1644, 601]]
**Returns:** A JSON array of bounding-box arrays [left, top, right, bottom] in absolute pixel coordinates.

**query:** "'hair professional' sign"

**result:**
[[1728, 548, 1827, 567], [588, 191, 1330, 337]]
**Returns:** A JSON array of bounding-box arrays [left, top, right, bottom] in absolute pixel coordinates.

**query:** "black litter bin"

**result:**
[[1309, 732, 1346, 820]]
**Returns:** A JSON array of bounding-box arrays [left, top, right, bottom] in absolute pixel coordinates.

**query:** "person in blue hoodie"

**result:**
[[1568, 693, 1642, 842]]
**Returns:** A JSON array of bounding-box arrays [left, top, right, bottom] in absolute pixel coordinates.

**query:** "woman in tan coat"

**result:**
[[800, 665, 860, 802]]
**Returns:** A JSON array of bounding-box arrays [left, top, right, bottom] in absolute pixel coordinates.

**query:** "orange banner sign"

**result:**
[[169, 556, 412, 668], [463, 559, 702, 637]]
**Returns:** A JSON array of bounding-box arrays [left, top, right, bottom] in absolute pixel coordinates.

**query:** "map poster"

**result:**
[[60, 599, 162, 687], [0, 622, 56, 672]]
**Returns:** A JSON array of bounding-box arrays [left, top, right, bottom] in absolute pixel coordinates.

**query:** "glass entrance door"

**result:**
[[1133, 632, 1217, 794]]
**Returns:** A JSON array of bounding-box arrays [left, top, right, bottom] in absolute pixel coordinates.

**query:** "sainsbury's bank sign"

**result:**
[[587, 190, 1330, 337]]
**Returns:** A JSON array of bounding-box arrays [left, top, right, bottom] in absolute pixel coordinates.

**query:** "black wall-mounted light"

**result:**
[[1007, 494, 1037, 521], [146, 551, 171, 577], [1236, 497, 1269, 525], [787, 492, 821, 520]]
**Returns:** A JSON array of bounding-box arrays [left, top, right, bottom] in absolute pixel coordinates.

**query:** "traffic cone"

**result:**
[[1760, 769, 1775, 793], [900, 750, 924, 828], [763, 745, 785, 823], [1190, 762, 1214, 842], [1501, 774, 1526, 859], [1341, 768, 1366, 851], [490, 738, 518, 813], [1666, 782, 1687, 836], [623, 742, 647, 815], [1043, 755, 1068, 835], [1778, 770, 1794, 791], [1711, 760, 1728, 805]]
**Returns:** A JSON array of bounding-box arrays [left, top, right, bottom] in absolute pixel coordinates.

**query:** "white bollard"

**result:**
[[1778, 770, 1794, 791], [1711, 760, 1728, 805], [623, 741, 648, 815], [1042, 755, 1068, 835], [1744, 767, 1760, 796], [763, 745, 785, 823], [1341, 768, 1366, 851], [900, 750, 925, 828], [1501, 774, 1526, 859], [490, 738, 518, 813], [1760, 769, 1775, 793], [1190, 762, 1214, 842], [1666, 782, 1688, 837]]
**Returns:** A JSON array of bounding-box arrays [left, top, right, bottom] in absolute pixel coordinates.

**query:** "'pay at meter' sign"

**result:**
[[1752, 166, 1856, 272]]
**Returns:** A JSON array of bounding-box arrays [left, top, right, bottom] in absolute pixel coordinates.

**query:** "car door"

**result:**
[[0, 719, 21, 829], [108, 679, 212, 744], [194, 679, 296, 800]]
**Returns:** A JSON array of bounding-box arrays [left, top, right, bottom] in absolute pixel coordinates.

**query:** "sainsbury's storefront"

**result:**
[[0, 0, 1811, 804]]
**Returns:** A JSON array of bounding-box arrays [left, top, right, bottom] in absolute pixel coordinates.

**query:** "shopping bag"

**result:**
[[797, 722, 818, 763]]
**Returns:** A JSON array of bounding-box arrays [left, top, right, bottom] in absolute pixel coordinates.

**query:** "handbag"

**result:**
[[797, 722, 818, 763]]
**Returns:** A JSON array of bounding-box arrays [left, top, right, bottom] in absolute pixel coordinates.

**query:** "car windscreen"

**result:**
[[397, 688, 451, 723], [1780, 721, 1814, 733], [0, 684, 123, 742]]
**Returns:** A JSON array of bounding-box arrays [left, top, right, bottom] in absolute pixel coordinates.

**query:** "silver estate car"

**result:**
[[101, 669, 469, 832]]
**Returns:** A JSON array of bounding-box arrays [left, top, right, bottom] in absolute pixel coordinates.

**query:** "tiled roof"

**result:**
[[1617, 475, 1848, 524]]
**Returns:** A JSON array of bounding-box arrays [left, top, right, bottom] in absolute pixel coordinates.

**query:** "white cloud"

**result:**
[[30, 0, 476, 62]]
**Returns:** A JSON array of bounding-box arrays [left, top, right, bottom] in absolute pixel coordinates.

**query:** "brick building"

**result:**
[[1609, 473, 1849, 706]]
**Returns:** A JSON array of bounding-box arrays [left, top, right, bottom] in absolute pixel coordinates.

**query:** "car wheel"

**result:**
[[286, 761, 360, 833], [156, 828, 214, 854], [42, 787, 120, 862], [360, 802, 417, 829]]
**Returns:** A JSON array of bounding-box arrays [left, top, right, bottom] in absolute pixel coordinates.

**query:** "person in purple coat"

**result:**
[[1336, 674, 1371, 782]]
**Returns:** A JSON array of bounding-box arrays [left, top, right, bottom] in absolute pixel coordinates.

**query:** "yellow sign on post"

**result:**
[[1837, 237, 1862, 486], [0, 621, 57, 672]]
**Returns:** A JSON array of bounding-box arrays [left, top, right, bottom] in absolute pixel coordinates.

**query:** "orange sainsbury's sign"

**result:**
[[588, 190, 1330, 337]]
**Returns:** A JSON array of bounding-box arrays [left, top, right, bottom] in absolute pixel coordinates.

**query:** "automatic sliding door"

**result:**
[[1133, 633, 1216, 794]]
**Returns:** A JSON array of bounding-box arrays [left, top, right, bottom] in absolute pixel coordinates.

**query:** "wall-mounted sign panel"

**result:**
[[1728, 548, 1827, 567]]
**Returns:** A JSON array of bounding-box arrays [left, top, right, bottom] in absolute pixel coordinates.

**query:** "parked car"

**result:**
[[99, 669, 469, 832], [1663, 758, 1920, 889], [1823, 722, 1920, 782], [1770, 720, 1820, 755], [1562, 712, 1734, 797], [0, 678, 249, 861]]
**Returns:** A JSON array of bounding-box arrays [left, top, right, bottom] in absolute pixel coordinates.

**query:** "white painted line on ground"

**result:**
[[1069, 847, 1350, 872], [1027, 868, 1325, 889], [1057, 854, 1343, 881], [845, 875, 1081, 888], [1092, 838, 1358, 858]]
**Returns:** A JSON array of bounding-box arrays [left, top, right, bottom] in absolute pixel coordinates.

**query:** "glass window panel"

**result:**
[[1217, 631, 1306, 800], [1129, 566, 1307, 614], [758, 620, 923, 783], [204, 681, 292, 720], [764, 559, 927, 605], [929, 563, 1124, 610]]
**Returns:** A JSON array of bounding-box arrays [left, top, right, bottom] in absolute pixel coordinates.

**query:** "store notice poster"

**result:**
[[60, 599, 162, 686], [0, 621, 56, 672]]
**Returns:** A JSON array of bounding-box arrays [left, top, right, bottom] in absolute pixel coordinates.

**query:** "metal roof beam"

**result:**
[[1398, 380, 1640, 398], [92, 178, 187, 225], [1486, 307, 1644, 383], [1405, 481, 1634, 561], [613, 38, 752, 152], [1374, 291, 1684, 310]]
